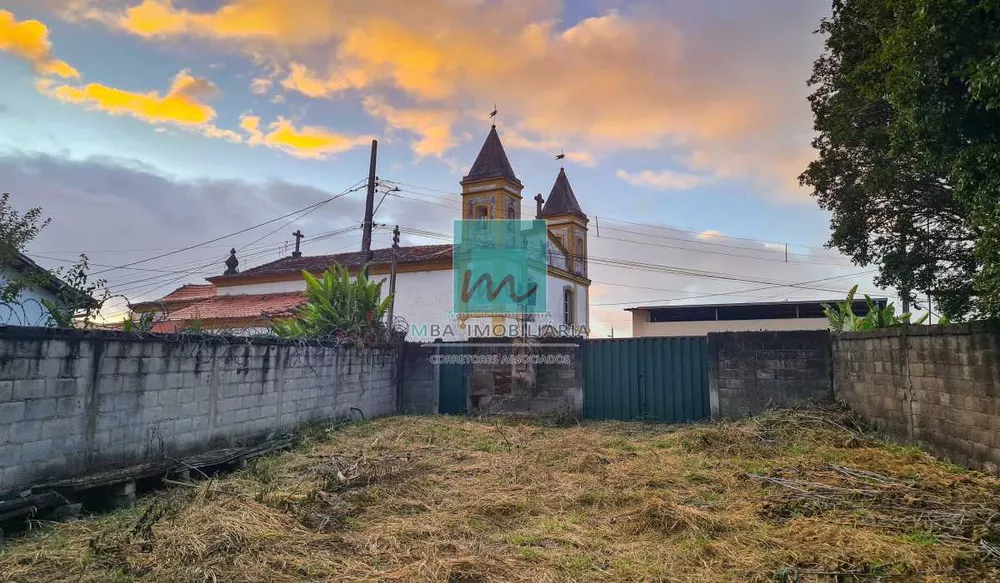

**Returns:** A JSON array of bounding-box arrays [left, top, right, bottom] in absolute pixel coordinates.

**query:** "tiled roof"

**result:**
[[462, 125, 522, 186], [211, 244, 453, 281], [540, 168, 586, 219], [132, 284, 216, 311], [167, 292, 307, 322]]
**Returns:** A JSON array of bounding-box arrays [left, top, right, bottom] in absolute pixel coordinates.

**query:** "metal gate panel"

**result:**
[[584, 337, 709, 422]]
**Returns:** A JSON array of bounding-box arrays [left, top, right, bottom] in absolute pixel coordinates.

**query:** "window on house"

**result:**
[[575, 236, 585, 275], [563, 287, 574, 326]]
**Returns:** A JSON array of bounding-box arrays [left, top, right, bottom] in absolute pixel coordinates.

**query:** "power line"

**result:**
[[89, 178, 366, 277], [385, 187, 856, 268], [381, 177, 846, 256], [395, 225, 885, 300]]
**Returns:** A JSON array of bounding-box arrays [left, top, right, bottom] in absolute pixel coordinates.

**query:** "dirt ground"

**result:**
[[3, 408, 1000, 582]]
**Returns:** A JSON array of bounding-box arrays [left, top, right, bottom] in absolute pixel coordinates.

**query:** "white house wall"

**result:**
[[212, 268, 590, 341], [0, 267, 58, 326]]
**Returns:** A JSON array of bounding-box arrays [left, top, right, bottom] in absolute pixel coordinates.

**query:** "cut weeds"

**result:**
[[3, 408, 1000, 582]]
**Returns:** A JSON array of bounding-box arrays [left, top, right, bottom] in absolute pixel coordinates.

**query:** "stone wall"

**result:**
[[0, 327, 397, 495], [465, 339, 583, 416], [398, 342, 438, 414], [834, 323, 1000, 473], [397, 339, 584, 417], [708, 330, 833, 419]]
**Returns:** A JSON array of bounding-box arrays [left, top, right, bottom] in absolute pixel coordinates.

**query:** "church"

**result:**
[[131, 125, 591, 340]]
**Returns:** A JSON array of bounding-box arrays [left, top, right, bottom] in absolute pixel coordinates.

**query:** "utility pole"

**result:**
[[386, 225, 400, 332], [360, 139, 378, 277]]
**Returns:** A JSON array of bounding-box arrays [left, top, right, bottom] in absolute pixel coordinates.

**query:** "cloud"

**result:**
[[64, 0, 826, 199], [240, 113, 371, 158], [616, 169, 709, 190], [0, 9, 79, 78], [696, 230, 723, 241], [249, 76, 272, 95], [502, 128, 596, 167], [280, 62, 365, 98], [0, 150, 369, 314], [362, 96, 456, 157], [45, 70, 218, 125]]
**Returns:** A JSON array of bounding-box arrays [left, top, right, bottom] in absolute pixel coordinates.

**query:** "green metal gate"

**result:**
[[584, 337, 710, 422], [437, 345, 468, 415]]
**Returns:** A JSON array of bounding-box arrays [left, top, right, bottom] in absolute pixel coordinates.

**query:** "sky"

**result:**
[[0, 0, 891, 335]]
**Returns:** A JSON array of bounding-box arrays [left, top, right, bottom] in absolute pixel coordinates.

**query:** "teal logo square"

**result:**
[[453, 219, 547, 314]]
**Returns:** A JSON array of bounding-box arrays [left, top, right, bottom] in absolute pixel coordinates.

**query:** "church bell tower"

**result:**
[[460, 124, 523, 221]]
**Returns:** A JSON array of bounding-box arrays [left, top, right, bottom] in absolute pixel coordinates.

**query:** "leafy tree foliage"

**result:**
[[271, 264, 394, 340], [801, 0, 985, 320], [0, 193, 52, 303], [0, 193, 106, 326]]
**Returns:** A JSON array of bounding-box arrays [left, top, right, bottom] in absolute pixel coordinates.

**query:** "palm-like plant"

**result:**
[[823, 284, 928, 333], [271, 264, 394, 339]]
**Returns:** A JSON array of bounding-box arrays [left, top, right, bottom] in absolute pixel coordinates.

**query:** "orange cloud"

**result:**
[[46, 70, 218, 126], [501, 128, 596, 167], [0, 10, 79, 78], [362, 96, 456, 157], [41, 69, 243, 143], [616, 169, 709, 190], [72, 1, 820, 199], [241, 113, 371, 158]]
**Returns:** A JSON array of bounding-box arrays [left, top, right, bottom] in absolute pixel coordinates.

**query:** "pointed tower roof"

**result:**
[[540, 168, 586, 219], [462, 125, 522, 187]]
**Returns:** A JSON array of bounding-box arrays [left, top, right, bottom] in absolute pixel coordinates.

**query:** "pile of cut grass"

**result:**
[[3, 408, 1000, 582]]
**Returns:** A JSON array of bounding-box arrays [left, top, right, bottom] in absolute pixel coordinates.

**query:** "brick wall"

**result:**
[[0, 327, 397, 495], [708, 330, 833, 419], [834, 323, 1000, 474]]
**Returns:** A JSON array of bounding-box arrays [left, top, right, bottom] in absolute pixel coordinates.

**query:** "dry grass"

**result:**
[[3, 408, 1000, 582]]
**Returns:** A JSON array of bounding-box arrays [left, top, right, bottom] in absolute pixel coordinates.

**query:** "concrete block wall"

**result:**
[[708, 330, 833, 419], [0, 327, 397, 495], [834, 323, 1000, 474], [399, 343, 438, 414]]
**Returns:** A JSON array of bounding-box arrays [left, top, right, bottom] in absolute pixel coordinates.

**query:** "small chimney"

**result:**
[[224, 248, 239, 276], [534, 193, 545, 218]]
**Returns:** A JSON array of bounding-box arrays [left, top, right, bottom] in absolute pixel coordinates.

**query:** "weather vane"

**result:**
[[555, 148, 565, 168], [489, 102, 498, 126]]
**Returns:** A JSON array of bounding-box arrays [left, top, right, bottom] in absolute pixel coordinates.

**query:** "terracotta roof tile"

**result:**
[[168, 292, 307, 322], [131, 284, 216, 311], [211, 244, 452, 281]]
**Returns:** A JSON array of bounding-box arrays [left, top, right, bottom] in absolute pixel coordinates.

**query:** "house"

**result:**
[[0, 252, 93, 326], [132, 125, 591, 340], [627, 298, 886, 337]]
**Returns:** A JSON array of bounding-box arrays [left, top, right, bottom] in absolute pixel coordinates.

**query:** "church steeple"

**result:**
[[539, 168, 588, 278], [540, 168, 586, 220], [460, 125, 523, 221]]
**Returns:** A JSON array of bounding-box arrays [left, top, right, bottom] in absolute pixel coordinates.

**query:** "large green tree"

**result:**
[[879, 0, 1000, 318], [801, 0, 983, 319]]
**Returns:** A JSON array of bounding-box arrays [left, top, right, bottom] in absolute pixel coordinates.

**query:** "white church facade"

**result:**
[[132, 126, 591, 340]]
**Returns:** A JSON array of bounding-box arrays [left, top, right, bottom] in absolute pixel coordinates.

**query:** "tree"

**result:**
[[877, 0, 1000, 319], [0, 193, 51, 303], [800, 0, 980, 320], [0, 193, 106, 326], [270, 264, 394, 340]]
